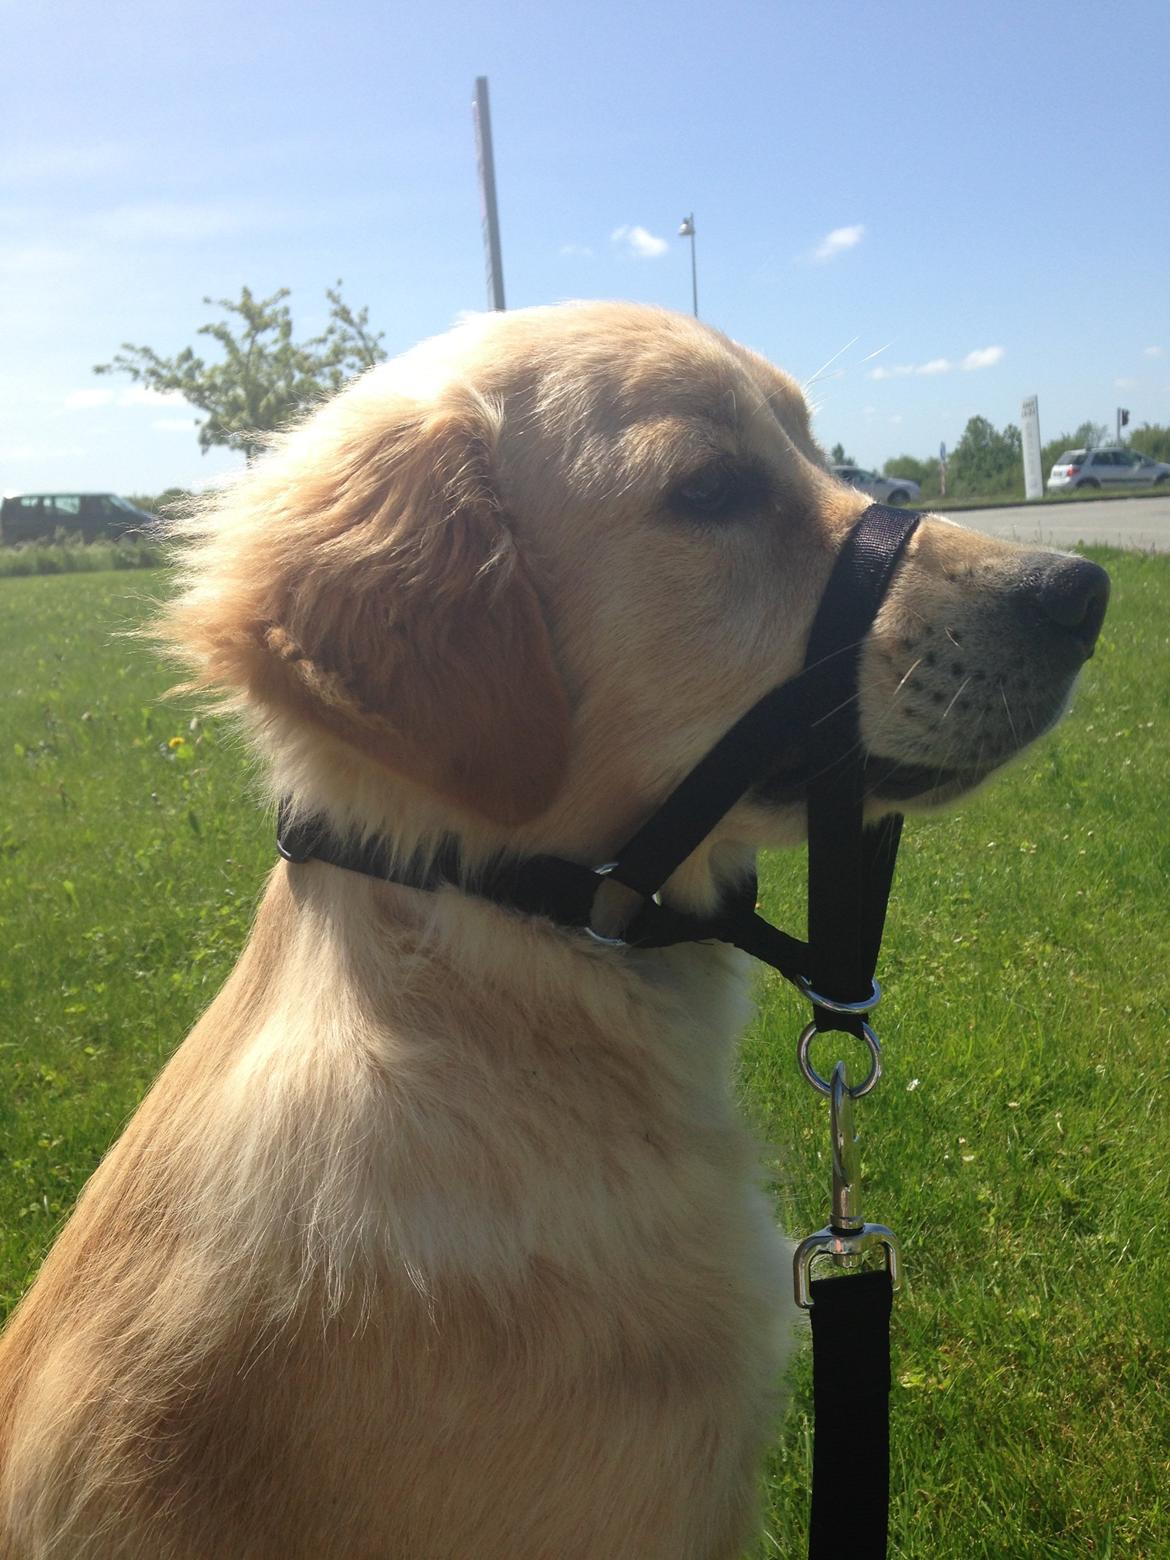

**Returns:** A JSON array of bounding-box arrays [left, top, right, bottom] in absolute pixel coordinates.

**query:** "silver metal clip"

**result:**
[[793, 1060, 901, 1308]]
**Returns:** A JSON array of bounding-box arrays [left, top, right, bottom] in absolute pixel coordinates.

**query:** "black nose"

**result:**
[[1028, 557, 1111, 659]]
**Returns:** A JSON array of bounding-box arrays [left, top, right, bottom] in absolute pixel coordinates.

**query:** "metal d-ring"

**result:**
[[796, 975, 882, 1014], [584, 863, 628, 945], [797, 1020, 882, 1098]]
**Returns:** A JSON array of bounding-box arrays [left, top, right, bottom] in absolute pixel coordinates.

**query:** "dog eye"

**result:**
[[667, 460, 766, 521]]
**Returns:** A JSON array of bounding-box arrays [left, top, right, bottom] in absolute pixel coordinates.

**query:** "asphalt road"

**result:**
[[943, 493, 1170, 552]]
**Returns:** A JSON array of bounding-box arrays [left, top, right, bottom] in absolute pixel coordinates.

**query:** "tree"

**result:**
[[948, 416, 1022, 497], [828, 442, 855, 465], [1129, 423, 1170, 463], [1041, 421, 1112, 476], [1071, 419, 1110, 450], [95, 284, 386, 461], [882, 454, 941, 497]]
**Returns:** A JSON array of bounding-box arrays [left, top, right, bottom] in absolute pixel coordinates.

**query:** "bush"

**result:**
[[883, 454, 941, 497], [125, 487, 193, 518], [0, 533, 169, 578]]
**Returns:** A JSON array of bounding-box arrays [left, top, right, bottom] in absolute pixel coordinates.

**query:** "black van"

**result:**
[[0, 492, 157, 543]]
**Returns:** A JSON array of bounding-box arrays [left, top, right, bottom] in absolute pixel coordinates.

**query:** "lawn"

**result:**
[[1, 557, 1167, 1557]]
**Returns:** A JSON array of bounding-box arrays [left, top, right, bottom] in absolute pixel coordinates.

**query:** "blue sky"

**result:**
[[3, 0, 1167, 497]]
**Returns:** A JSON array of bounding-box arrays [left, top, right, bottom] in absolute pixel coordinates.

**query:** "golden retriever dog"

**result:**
[[0, 302, 1108, 1559]]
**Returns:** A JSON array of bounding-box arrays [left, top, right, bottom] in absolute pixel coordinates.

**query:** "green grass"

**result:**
[[0, 572, 271, 1294], [2, 559, 1167, 1556]]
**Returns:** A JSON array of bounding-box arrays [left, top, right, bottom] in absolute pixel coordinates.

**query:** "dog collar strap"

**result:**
[[276, 809, 813, 975], [277, 503, 921, 1017]]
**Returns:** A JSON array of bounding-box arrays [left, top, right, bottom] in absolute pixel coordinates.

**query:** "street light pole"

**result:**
[[473, 77, 506, 311], [678, 214, 698, 318]]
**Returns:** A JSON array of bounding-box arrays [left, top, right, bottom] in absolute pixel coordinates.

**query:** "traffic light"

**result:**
[[1120, 409, 1130, 428]]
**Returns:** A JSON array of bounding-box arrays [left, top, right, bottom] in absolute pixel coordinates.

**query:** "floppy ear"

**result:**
[[170, 389, 571, 826]]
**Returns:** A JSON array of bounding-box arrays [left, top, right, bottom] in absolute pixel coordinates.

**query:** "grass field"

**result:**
[[1, 557, 1167, 1556]]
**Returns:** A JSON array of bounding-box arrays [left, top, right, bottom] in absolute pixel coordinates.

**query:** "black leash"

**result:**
[[276, 502, 920, 1560], [809, 1267, 894, 1557]]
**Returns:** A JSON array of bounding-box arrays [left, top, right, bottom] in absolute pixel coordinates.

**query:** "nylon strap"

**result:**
[[808, 1269, 894, 1559], [802, 508, 918, 1031]]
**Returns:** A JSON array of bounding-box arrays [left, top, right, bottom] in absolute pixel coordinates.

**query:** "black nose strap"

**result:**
[[602, 504, 921, 905]]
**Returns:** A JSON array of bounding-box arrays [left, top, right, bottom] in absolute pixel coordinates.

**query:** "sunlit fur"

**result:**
[[0, 303, 1088, 1559]]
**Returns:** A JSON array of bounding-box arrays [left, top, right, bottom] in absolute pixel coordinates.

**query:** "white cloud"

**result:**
[[62, 385, 189, 413], [1143, 345, 1164, 359], [611, 224, 669, 259], [0, 242, 81, 276], [117, 385, 188, 408], [63, 388, 115, 410], [1114, 377, 1138, 390], [812, 224, 865, 262], [0, 441, 87, 464], [868, 345, 1003, 380], [962, 345, 1004, 371]]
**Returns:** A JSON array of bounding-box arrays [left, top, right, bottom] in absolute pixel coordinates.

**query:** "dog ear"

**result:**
[[171, 389, 571, 826]]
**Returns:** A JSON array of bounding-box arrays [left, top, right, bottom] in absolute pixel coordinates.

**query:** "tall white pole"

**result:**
[[473, 77, 506, 311], [1021, 396, 1044, 501]]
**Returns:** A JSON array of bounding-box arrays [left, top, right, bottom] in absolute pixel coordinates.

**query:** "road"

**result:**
[[941, 494, 1170, 552]]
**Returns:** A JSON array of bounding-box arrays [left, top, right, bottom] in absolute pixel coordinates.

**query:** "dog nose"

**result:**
[[1027, 557, 1111, 659]]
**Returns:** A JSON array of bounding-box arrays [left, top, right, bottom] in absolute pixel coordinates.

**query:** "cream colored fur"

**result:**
[[0, 303, 1091, 1559]]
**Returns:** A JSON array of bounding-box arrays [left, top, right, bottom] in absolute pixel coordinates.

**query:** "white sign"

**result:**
[[1021, 396, 1044, 501]]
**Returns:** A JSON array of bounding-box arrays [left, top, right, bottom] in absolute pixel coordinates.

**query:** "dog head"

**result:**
[[162, 302, 1107, 880]]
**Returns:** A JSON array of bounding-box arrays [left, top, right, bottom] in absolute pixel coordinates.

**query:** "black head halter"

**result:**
[[278, 502, 922, 1041]]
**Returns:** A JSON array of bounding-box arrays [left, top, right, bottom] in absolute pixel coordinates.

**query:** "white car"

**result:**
[[830, 465, 921, 506], [1047, 447, 1170, 491]]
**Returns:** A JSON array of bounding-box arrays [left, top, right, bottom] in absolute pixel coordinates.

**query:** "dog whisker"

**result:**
[[941, 676, 972, 722], [1000, 683, 1020, 746], [802, 336, 860, 392], [892, 656, 924, 698]]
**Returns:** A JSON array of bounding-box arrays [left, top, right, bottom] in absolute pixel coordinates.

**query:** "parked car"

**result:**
[[1047, 447, 1170, 492], [0, 492, 157, 544], [830, 465, 921, 506]]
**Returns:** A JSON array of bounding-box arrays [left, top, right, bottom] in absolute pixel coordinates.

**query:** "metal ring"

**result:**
[[584, 926, 628, 946], [585, 863, 631, 946], [796, 975, 881, 1014], [796, 1021, 882, 1098]]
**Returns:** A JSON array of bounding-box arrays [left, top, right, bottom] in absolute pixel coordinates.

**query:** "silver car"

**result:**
[[1047, 447, 1170, 491], [830, 465, 921, 506]]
